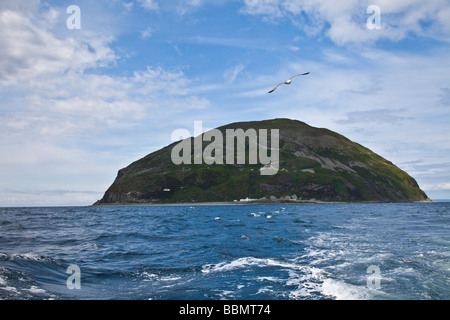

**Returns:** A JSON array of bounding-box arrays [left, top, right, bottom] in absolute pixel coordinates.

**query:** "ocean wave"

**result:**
[[0, 271, 20, 296], [321, 278, 376, 300], [202, 257, 307, 274], [200, 255, 389, 300], [22, 286, 48, 295], [1, 204, 448, 300], [141, 272, 183, 282], [0, 266, 56, 300], [201, 257, 332, 299], [0, 252, 55, 263]]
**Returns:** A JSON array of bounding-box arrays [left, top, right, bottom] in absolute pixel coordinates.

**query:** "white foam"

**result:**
[[256, 287, 274, 295], [10, 253, 48, 262], [289, 281, 323, 300], [159, 276, 182, 281], [1, 271, 21, 296], [142, 272, 181, 282], [0, 280, 19, 294], [357, 253, 395, 264], [202, 257, 330, 299], [217, 290, 235, 299], [201, 256, 383, 300], [393, 267, 416, 275], [202, 257, 307, 274], [142, 272, 158, 281], [285, 267, 328, 299], [256, 276, 283, 282], [321, 278, 374, 300], [24, 286, 47, 294]]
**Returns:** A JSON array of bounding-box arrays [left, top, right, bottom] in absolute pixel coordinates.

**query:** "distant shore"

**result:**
[[93, 200, 343, 207], [92, 199, 435, 207]]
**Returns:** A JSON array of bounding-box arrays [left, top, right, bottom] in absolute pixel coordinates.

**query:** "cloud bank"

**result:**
[[240, 0, 450, 44]]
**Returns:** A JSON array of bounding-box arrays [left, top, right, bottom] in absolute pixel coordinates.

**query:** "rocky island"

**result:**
[[95, 118, 430, 205]]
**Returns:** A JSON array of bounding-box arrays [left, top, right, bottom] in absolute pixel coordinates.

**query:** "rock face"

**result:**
[[95, 118, 430, 204]]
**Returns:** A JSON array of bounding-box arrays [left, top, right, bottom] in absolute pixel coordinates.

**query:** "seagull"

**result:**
[[267, 72, 310, 93]]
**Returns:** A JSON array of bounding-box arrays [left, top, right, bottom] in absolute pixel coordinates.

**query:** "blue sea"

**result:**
[[0, 203, 449, 300]]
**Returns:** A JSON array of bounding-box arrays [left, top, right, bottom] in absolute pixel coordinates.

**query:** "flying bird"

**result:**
[[267, 72, 310, 94]]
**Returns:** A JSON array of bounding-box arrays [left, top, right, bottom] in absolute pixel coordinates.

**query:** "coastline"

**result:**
[[92, 199, 435, 207], [93, 200, 341, 207]]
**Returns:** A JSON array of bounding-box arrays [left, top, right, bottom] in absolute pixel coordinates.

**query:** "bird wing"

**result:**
[[289, 72, 310, 80], [267, 82, 284, 93], [268, 73, 309, 93]]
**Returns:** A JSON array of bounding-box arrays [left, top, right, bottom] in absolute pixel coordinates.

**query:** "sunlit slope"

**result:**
[[96, 119, 430, 204]]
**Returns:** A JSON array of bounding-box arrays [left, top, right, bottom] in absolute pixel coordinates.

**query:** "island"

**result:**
[[94, 118, 431, 205]]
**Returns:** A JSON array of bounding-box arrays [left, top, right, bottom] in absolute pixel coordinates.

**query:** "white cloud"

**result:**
[[0, 191, 104, 207], [138, 0, 159, 11], [140, 27, 153, 39], [0, 2, 211, 136], [123, 2, 134, 11], [224, 64, 245, 83], [0, 1, 213, 206], [2, 65, 210, 139], [422, 183, 450, 191], [2, 0, 449, 205], [337, 109, 410, 125], [0, 0, 40, 13], [186, 35, 271, 51], [233, 45, 450, 199], [0, 141, 124, 206], [135, 0, 228, 15], [240, 0, 283, 17], [174, 0, 204, 15], [0, 8, 116, 86], [239, 0, 450, 44]]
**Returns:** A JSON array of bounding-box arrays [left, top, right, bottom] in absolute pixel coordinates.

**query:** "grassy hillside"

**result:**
[[96, 119, 430, 204]]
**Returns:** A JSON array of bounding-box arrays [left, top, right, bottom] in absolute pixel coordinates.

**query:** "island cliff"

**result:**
[[95, 119, 430, 204]]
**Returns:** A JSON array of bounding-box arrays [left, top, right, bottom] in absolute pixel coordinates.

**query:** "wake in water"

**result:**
[[0, 203, 449, 300], [0, 253, 61, 299]]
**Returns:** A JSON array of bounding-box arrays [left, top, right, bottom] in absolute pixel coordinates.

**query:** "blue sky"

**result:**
[[1, 0, 450, 206]]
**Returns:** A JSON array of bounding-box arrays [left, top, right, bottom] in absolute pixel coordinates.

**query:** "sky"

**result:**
[[1, 0, 450, 206]]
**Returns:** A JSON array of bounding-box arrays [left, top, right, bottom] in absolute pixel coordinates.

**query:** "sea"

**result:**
[[0, 202, 449, 300]]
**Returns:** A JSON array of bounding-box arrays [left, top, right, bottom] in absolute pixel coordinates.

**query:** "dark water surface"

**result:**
[[0, 203, 448, 300]]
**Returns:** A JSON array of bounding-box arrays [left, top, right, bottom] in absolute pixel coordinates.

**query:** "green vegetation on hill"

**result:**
[[95, 119, 430, 204]]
